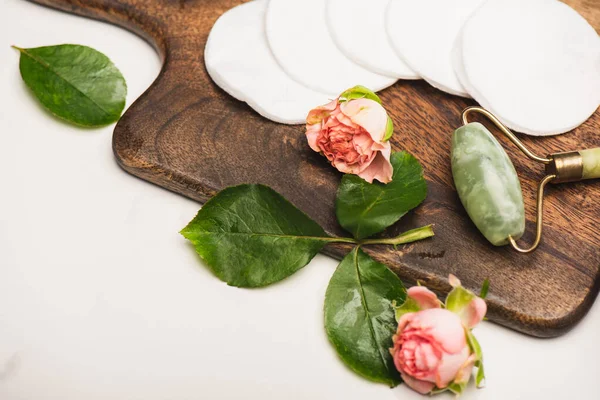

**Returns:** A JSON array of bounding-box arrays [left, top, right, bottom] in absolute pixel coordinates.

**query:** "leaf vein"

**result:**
[[356, 190, 385, 238], [353, 249, 391, 377], [201, 231, 330, 241], [19, 47, 112, 117]]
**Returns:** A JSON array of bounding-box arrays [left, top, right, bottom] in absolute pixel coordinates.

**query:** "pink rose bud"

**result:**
[[407, 286, 442, 310], [305, 87, 393, 184], [391, 309, 474, 394], [391, 277, 488, 395]]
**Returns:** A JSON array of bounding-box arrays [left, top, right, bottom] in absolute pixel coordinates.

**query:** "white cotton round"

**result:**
[[386, 0, 485, 97], [265, 0, 397, 95], [455, 0, 600, 136], [325, 0, 419, 80], [204, 0, 334, 125]]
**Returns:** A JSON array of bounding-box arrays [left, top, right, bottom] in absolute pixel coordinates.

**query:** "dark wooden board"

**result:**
[[28, 0, 600, 337]]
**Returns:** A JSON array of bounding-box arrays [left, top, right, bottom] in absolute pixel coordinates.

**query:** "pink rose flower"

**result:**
[[305, 96, 393, 184], [391, 281, 487, 395], [449, 275, 488, 330]]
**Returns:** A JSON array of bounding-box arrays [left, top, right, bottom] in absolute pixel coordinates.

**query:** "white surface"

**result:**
[[266, 0, 397, 95], [326, 0, 419, 80], [455, 0, 600, 136], [205, 0, 332, 125], [386, 0, 484, 97], [1, 1, 600, 399]]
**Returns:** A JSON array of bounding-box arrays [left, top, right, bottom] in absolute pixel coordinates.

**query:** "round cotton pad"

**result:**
[[455, 0, 600, 136], [386, 0, 485, 97], [266, 0, 397, 95], [205, 0, 333, 124], [326, 0, 419, 80]]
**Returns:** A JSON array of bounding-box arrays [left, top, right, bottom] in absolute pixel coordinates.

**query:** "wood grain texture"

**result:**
[[27, 0, 600, 337]]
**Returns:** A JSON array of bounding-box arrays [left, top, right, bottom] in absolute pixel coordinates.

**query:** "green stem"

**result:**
[[359, 225, 434, 246], [322, 225, 435, 246], [322, 237, 359, 244]]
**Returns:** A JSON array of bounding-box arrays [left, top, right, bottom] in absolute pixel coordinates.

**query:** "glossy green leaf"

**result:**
[[336, 151, 427, 239], [324, 247, 405, 386], [181, 184, 339, 288], [339, 85, 382, 104], [14, 44, 126, 127]]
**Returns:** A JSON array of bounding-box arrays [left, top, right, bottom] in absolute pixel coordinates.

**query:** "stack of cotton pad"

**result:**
[[454, 0, 600, 136], [204, 0, 600, 136], [266, 0, 398, 95], [205, 0, 398, 125], [326, 0, 418, 80], [204, 0, 333, 125]]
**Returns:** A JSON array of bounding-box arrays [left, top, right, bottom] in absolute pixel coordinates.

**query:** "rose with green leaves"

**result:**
[[181, 143, 435, 389], [391, 275, 487, 396], [305, 86, 395, 183]]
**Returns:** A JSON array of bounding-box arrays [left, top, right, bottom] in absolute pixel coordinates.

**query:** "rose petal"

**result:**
[[401, 373, 436, 395], [305, 124, 323, 152], [416, 342, 440, 373], [411, 309, 467, 354], [306, 99, 338, 125], [462, 297, 487, 329], [454, 353, 477, 385], [407, 286, 441, 310], [335, 110, 358, 128], [449, 274, 461, 288], [351, 133, 377, 171], [357, 145, 393, 183], [332, 157, 362, 175], [340, 98, 388, 143], [435, 346, 470, 388], [396, 312, 416, 336]]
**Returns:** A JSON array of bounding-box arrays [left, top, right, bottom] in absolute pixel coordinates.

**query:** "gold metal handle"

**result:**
[[461, 107, 552, 165], [507, 174, 555, 254], [461, 107, 553, 253], [461, 106, 597, 253]]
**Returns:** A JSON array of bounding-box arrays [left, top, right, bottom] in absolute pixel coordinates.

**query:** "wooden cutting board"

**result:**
[[29, 0, 600, 337]]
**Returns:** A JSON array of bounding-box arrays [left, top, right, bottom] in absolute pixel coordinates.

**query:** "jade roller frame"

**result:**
[[453, 107, 600, 254]]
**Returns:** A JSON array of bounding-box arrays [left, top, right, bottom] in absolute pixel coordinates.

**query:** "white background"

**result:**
[[1, 0, 599, 399]]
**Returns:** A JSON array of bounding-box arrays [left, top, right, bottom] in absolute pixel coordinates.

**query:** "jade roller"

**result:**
[[451, 107, 600, 254]]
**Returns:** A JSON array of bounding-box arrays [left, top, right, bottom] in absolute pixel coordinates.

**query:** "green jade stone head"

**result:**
[[451, 122, 525, 246]]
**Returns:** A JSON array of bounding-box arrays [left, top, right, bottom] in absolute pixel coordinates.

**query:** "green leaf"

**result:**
[[479, 279, 490, 299], [476, 362, 486, 388], [447, 381, 467, 395], [13, 44, 126, 127], [466, 330, 483, 359], [324, 247, 405, 386], [394, 297, 421, 322], [362, 225, 435, 247], [181, 184, 341, 288], [466, 330, 486, 388], [446, 285, 476, 315], [339, 85, 382, 104], [383, 116, 394, 142], [336, 151, 427, 239]]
